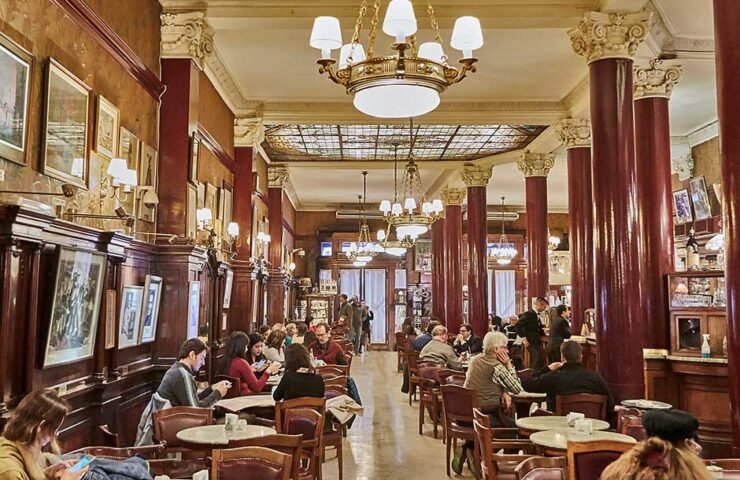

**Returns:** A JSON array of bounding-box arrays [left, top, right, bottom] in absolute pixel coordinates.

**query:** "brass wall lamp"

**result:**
[[64, 206, 135, 228]]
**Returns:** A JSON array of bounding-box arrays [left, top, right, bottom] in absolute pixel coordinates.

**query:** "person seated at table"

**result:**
[[292, 322, 308, 345], [273, 344, 325, 402], [264, 330, 287, 363], [412, 321, 440, 352], [221, 331, 280, 396], [523, 340, 614, 421], [602, 409, 710, 480], [331, 315, 350, 338], [453, 323, 483, 356], [400, 317, 417, 337], [419, 325, 463, 370], [285, 322, 297, 346], [310, 322, 347, 365], [258, 325, 271, 342], [246, 332, 271, 378], [159, 338, 230, 408]]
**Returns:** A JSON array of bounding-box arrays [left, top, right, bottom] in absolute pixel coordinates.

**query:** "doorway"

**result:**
[[339, 268, 389, 348]]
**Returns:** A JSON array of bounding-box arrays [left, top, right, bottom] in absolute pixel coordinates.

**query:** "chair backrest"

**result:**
[[211, 446, 292, 480], [97, 424, 121, 447], [515, 456, 567, 480], [324, 385, 348, 399], [71, 444, 165, 460], [418, 365, 442, 382], [440, 372, 466, 386], [316, 364, 349, 377], [215, 375, 242, 399], [396, 332, 408, 349], [566, 439, 633, 480], [219, 434, 303, 480], [555, 393, 608, 420], [473, 419, 495, 480], [323, 374, 349, 389], [406, 351, 420, 372], [619, 415, 646, 441], [274, 397, 326, 435], [153, 406, 213, 449], [615, 406, 642, 432], [517, 368, 534, 383], [440, 385, 478, 425]]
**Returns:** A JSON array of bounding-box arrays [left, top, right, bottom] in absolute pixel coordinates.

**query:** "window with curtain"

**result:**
[[364, 269, 387, 344], [495, 270, 516, 317], [487, 269, 494, 313], [339, 269, 361, 299]]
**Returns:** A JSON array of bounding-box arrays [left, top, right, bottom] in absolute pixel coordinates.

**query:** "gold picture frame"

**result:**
[[0, 32, 33, 166], [95, 95, 119, 159], [138, 143, 158, 222]]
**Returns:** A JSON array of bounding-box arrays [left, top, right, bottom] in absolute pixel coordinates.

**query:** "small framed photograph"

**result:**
[[42, 58, 91, 188], [672, 189, 693, 225], [118, 127, 139, 170], [689, 176, 712, 221], [187, 281, 201, 339], [223, 269, 234, 309], [205, 182, 218, 215], [138, 143, 158, 222], [105, 289, 116, 349], [0, 32, 33, 166], [189, 135, 200, 184], [95, 95, 119, 159], [139, 275, 163, 344], [118, 285, 144, 349], [187, 182, 197, 240]]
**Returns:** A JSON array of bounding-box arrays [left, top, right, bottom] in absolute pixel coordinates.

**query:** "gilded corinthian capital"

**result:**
[[556, 119, 591, 149], [460, 165, 493, 188], [268, 165, 290, 189], [234, 117, 266, 147], [634, 59, 683, 100], [441, 187, 466, 206], [568, 11, 651, 64], [161, 11, 215, 69], [517, 152, 555, 178]]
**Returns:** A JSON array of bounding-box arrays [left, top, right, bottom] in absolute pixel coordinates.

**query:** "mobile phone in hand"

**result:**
[[69, 455, 94, 473]]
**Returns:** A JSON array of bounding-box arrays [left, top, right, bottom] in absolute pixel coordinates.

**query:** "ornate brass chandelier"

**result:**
[[490, 196, 517, 265], [309, 0, 483, 118], [379, 124, 442, 239], [346, 171, 383, 266]]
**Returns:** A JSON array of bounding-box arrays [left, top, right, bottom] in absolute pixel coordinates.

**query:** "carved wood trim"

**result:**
[[48, 0, 165, 100], [194, 124, 236, 173]]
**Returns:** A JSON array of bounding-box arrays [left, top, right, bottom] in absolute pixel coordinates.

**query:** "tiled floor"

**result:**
[[322, 351, 473, 480]]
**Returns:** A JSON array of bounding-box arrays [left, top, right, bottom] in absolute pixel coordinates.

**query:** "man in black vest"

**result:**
[[516, 297, 548, 369]]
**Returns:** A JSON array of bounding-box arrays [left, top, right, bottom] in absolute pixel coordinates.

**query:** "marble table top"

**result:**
[[529, 428, 636, 451], [215, 395, 276, 413], [511, 390, 547, 399], [516, 415, 610, 432], [621, 399, 672, 410], [176, 424, 276, 446]]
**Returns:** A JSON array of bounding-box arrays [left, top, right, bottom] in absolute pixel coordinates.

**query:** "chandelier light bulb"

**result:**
[[431, 199, 443, 213], [383, 0, 417, 42], [404, 197, 417, 212], [310, 16, 343, 55], [391, 202, 403, 216], [380, 200, 392, 214], [377, 229, 386, 241], [418, 42, 445, 63], [339, 43, 366, 69], [451, 16, 484, 57]]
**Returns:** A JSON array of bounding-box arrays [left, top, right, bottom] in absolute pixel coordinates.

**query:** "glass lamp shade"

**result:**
[[404, 197, 417, 212], [396, 223, 428, 238], [451, 16, 484, 56], [391, 202, 403, 216], [377, 229, 386, 241], [385, 246, 407, 256], [383, 0, 417, 40], [339, 43, 366, 69], [422, 201, 432, 214], [418, 42, 445, 63], [353, 84, 440, 118], [121, 168, 138, 187], [289, 262, 296, 272], [380, 200, 392, 214], [356, 254, 373, 262], [310, 16, 343, 51], [431, 199, 443, 213], [227, 222, 240, 237], [107, 158, 129, 181]]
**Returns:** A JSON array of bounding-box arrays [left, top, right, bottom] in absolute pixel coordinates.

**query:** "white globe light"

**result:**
[[383, 0, 417, 41], [418, 42, 445, 63], [451, 16, 484, 56], [338, 43, 366, 69], [353, 84, 440, 118], [310, 16, 343, 52]]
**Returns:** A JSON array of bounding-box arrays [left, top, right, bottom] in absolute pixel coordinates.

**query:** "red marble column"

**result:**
[[517, 153, 554, 301], [713, 0, 740, 456], [230, 146, 255, 334], [462, 166, 492, 338], [442, 188, 466, 332], [266, 166, 289, 325], [633, 61, 681, 350], [431, 217, 446, 319], [558, 119, 594, 334], [569, 11, 650, 402]]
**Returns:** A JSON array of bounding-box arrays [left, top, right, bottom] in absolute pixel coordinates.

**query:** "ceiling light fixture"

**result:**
[[489, 196, 517, 265], [346, 171, 382, 263], [310, 0, 483, 118]]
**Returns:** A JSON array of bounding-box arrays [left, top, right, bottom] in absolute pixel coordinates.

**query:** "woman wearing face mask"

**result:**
[[221, 332, 279, 395], [0, 389, 87, 480]]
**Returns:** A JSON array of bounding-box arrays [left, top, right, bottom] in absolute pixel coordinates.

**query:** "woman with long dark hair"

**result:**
[[222, 331, 279, 396], [272, 344, 325, 401]]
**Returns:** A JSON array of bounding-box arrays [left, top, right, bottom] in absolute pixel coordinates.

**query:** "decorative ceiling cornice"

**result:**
[[267, 164, 290, 189], [643, 0, 715, 60], [634, 59, 682, 100], [517, 152, 555, 177], [461, 165, 493, 188], [568, 11, 651, 64], [234, 117, 265, 148], [160, 11, 215, 69], [204, 45, 249, 112], [556, 119, 591, 149]]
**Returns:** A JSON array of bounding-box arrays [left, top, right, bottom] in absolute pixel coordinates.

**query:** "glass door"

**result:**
[[364, 269, 387, 344], [494, 270, 516, 317], [339, 270, 361, 299]]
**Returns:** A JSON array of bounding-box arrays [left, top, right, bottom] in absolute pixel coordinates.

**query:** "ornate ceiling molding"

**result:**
[[267, 165, 290, 189], [461, 165, 493, 188], [234, 117, 266, 148], [568, 11, 651, 64], [160, 11, 215, 69], [517, 152, 555, 177], [634, 59, 682, 100], [204, 46, 249, 112], [643, 0, 715, 60], [441, 187, 467, 207], [671, 154, 694, 181], [556, 119, 591, 149]]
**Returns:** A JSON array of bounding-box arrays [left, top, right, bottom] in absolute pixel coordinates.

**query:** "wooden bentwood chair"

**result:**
[[440, 385, 480, 477], [566, 439, 633, 480], [211, 446, 292, 480], [555, 393, 608, 420], [217, 434, 303, 480], [275, 397, 327, 480]]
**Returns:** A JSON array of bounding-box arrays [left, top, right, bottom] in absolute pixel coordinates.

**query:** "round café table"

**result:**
[[176, 424, 276, 448], [620, 399, 672, 410], [529, 428, 636, 456], [516, 415, 610, 438], [510, 391, 547, 419]]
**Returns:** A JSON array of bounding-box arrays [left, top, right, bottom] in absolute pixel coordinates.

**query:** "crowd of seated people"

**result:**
[[221, 332, 280, 396]]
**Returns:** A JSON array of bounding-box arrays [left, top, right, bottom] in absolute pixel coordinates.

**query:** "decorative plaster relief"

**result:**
[[569, 11, 651, 64], [460, 165, 493, 188], [634, 59, 682, 99], [517, 152, 555, 178], [556, 119, 591, 149], [161, 11, 215, 69]]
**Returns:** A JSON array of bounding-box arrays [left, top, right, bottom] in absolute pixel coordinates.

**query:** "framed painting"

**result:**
[[414, 239, 432, 272], [221, 181, 233, 228], [118, 285, 144, 349], [189, 135, 200, 184], [139, 275, 163, 344], [0, 32, 32, 166], [673, 189, 693, 225], [42, 58, 91, 188], [118, 127, 139, 171], [95, 95, 119, 159], [43, 248, 106, 368], [205, 182, 217, 216], [223, 269, 234, 309], [187, 281, 201, 339], [138, 143, 158, 222], [689, 176, 712, 221], [187, 182, 197, 240], [105, 289, 116, 349], [197, 182, 205, 209]]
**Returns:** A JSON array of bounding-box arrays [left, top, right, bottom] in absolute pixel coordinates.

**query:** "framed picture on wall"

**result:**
[[95, 95, 119, 159], [139, 275, 163, 344], [197, 182, 205, 209], [42, 58, 91, 188], [44, 248, 106, 368], [205, 182, 218, 216], [221, 181, 233, 227], [689, 176, 712, 221], [0, 32, 32, 166], [118, 127, 139, 170], [187, 182, 197, 240], [189, 135, 200, 184], [138, 143, 158, 222], [187, 281, 201, 339], [223, 269, 234, 309], [118, 285, 144, 349], [672, 189, 693, 225], [414, 239, 432, 272]]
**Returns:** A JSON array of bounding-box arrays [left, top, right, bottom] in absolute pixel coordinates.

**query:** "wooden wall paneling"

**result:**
[[233, 147, 254, 259], [0, 242, 21, 412], [230, 261, 256, 333]]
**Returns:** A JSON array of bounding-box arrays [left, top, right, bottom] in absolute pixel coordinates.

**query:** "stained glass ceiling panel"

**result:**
[[263, 124, 546, 162]]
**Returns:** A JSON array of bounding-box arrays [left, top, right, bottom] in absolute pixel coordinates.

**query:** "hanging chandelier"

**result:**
[[379, 123, 442, 239], [346, 171, 383, 265], [489, 196, 517, 265], [376, 227, 413, 256], [309, 0, 483, 118]]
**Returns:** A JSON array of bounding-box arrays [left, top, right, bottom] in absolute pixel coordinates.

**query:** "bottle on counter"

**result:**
[[701, 334, 711, 358]]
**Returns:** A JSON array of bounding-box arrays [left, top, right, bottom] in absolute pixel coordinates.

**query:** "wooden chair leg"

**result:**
[[337, 441, 343, 480], [432, 402, 439, 439], [418, 400, 424, 435], [445, 432, 451, 477]]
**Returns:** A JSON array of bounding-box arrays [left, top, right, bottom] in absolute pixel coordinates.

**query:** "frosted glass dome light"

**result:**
[[354, 84, 440, 118]]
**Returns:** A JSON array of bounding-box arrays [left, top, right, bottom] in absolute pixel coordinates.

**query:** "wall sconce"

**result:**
[[64, 206, 135, 228], [256, 231, 271, 246], [196, 208, 218, 251], [101, 158, 137, 201], [225, 221, 241, 257]]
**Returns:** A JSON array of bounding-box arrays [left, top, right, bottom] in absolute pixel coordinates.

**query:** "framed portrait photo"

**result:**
[[139, 275, 163, 344], [118, 285, 144, 349], [672, 189, 693, 225], [95, 95, 119, 159], [42, 58, 91, 188], [44, 248, 106, 368], [205, 182, 217, 215], [414, 239, 432, 272], [0, 33, 32, 166], [223, 269, 234, 309], [138, 143, 158, 222], [187, 182, 197, 240], [689, 176, 712, 221], [187, 281, 201, 339]]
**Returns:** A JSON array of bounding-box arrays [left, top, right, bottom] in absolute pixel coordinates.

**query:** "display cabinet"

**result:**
[[298, 294, 335, 325], [667, 271, 727, 357]]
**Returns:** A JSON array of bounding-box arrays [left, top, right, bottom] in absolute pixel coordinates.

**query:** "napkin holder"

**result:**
[[224, 413, 238, 430], [566, 412, 585, 427], [574, 418, 593, 435]]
